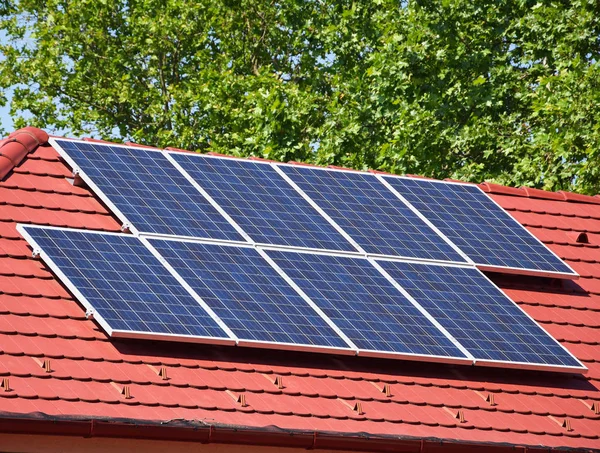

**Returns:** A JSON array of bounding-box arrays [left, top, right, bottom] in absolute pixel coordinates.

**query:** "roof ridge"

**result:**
[[0, 127, 49, 181]]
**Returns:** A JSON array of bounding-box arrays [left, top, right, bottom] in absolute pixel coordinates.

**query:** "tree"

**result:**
[[1, 0, 599, 193]]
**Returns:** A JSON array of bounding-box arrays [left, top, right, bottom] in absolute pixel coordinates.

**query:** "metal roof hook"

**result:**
[[71, 167, 87, 187], [85, 308, 95, 320]]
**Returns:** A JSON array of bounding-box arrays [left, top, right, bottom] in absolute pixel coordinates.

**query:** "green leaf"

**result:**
[[472, 75, 486, 86], [0, 0, 598, 194]]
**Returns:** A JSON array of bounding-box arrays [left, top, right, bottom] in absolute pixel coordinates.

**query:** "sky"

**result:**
[[0, 27, 14, 134], [1, 94, 13, 133]]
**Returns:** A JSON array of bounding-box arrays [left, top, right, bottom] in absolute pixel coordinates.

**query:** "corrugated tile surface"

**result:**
[[0, 134, 599, 450]]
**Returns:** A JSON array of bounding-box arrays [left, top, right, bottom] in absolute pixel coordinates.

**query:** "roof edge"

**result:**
[[0, 127, 49, 180], [0, 413, 583, 453]]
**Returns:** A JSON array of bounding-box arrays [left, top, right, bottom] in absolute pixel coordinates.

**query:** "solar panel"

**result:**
[[148, 239, 352, 351], [383, 176, 576, 277], [52, 139, 244, 241], [266, 250, 470, 361], [169, 153, 356, 252], [19, 226, 232, 342], [277, 165, 467, 262], [377, 260, 584, 369]]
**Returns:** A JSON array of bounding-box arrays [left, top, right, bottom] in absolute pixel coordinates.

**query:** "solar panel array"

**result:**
[[20, 138, 582, 373]]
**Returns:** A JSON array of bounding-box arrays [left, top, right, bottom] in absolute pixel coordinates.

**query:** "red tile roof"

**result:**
[[1, 127, 599, 451]]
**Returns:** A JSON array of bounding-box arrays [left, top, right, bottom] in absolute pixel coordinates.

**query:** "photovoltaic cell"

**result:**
[[149, 239, 350, 348], [378, 260, 582, 367], [21, 227, 229, 339], [267, 250, 467, 359], [53, 139, 244, 240], [170, 154, 355, 251], [384, 177, 575, 275], [278, 165, 466, 262]]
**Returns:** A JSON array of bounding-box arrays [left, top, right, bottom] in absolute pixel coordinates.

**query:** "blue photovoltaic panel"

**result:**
[[267, 250, 467, 359], [378, 260, 582, 367], [384, 177, 575, 275], [53, 139, 244, 240], [278, 165, 466, 262], [149, 239, 349, 348], [21, 227, 229, 339], [170, 154, 355, 251]]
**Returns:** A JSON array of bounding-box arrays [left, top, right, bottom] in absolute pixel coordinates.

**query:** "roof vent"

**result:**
[[382, 384, 392, 397], [273, 375, 284, 389], [226, 389, 248, 407], [1, 377, 10, 392], [486, 393, 497, 406], [567, 231, 589, 244], [353, 402, 364, 415], [121, 385, 132, 399], [592, 401, 600, 415], [158, 366, 168, 380], [455, 409, 466, 423], [112, 383, 132, 399], [562, 418, 573, 432], [32, 357, 52, 372]]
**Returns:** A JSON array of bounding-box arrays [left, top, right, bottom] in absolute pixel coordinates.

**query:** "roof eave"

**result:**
[[0, 413, 585, 453]]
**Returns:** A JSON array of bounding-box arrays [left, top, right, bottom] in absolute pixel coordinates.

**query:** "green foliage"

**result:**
[[1, 0, 599, 193]]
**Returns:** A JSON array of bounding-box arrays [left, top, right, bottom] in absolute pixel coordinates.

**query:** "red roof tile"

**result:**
[[0, 127, 599, 451]]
